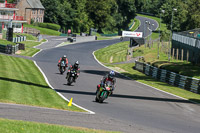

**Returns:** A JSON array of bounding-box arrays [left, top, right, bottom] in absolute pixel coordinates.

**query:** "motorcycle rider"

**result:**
[[57, 55, 68, 71], [66, 61, 80, 82], [97, 70, 116, 95]]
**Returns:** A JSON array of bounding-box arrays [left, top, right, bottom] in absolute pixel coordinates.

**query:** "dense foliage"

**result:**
[[39, 0, 200, 33], [135, 0, 200, 32], [38, 23, 61, 31], [41, 0, 136, 33]]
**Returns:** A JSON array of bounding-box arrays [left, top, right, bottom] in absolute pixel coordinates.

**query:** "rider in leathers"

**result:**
[[57, 55, 68, 71], [97, 71, 116, 95], [66, 61, 80, 82]]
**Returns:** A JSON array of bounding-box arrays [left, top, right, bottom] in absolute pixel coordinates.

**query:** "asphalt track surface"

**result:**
[[1, 17, 200, 133]]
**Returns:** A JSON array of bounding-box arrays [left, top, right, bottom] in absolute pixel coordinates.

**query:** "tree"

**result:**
[[184, 0, 200, 30], [160, 0, 188, 32], [68, 0, 90, 33], [41, 0, 60, 24], [115, 0, 136, 31], [86, 0, 115, 33]]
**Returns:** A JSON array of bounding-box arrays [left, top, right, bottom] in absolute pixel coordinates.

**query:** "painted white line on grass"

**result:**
[[92, 51, 199, 104], [34, 61, 95, 114]]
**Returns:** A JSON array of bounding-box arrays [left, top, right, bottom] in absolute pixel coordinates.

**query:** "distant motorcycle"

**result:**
[[95, 81, 112, 103], [66, 69, 77, 85], [59, 61, 66, 74]]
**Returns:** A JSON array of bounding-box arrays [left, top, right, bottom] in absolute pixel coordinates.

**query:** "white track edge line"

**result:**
[[33, 61, 95, 114], [92, 51, 199, 104], [32, 49, 43, 57]]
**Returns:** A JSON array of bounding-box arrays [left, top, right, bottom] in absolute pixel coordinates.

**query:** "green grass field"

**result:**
[[0, 118, 119, 133], [24, 24, 61, 36], [95, 41, 129, 63], [0, 54, 84, 112], [0, 39, 16, 46], [14, 33, 37, 41], [16, 39, 47, 57], [130, 18, 140, 31]]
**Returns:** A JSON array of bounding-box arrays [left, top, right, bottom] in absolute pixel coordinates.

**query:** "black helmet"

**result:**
[[74, 61, 79, 68]]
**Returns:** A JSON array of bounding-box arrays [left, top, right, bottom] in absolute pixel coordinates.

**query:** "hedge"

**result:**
[[38, 23, 61, 31]]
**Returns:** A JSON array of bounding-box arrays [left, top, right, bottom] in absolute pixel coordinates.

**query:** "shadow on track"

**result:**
[[55, 89, 193, 104], [81, 70, 131, 80]]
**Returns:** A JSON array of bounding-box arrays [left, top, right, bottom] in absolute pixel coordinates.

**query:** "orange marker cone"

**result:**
[[68, 98, 73, 106]]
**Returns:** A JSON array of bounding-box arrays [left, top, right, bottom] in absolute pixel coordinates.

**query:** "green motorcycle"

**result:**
[[95, 81, 112, 103]]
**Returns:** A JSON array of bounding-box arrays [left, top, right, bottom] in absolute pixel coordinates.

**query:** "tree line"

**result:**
[[9, 0, 200, 33], [136, 0, 200, 32], [40, 0, 136, 33]]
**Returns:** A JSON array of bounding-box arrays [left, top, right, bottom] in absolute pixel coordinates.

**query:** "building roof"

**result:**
[[27, 0, 45, 9]]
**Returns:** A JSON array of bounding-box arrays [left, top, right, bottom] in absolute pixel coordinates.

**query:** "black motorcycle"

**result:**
[[59, 61, 66, 74], [95, 81, 112, 103], [66, 69, 77, 85]]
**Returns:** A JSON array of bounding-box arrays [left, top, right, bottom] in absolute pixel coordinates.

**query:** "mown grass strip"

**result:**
[[13, 33, 37, 41], [94, 41, 129, 63], [0, 118, 119, 133], [24, 24, 61, 36], [130, 18, 140, 31], [0, 54, 84, 112], [0, 39, 16, 46]]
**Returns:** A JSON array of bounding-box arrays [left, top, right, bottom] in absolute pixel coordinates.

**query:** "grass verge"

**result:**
[[13, 33, 37, 41], [24, 24, 61, 36], [0, 118, 119, 133], [0, 39, 16, 46], [130, 18, 140, 31], [0, 54, 84, 112], [16, 39, 47, 57], [95, 41, 129, 63]]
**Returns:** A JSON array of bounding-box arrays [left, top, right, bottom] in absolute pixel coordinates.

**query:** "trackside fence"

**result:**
[[135, 61, 200, 94], [13, 36, 26, 43], [0, 44, 19, 54]]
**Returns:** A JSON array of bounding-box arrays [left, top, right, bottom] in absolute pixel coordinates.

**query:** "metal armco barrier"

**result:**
[[135, 61, 200, 94]]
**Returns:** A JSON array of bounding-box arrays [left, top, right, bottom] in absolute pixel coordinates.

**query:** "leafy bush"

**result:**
[[38, 23, 61, 31]]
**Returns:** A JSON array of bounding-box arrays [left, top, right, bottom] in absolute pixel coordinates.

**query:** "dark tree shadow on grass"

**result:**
[[0, 77, 49, 88]]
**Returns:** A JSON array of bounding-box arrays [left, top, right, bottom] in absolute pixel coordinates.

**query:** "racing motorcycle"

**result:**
[[66, 69, 77, 85], [95, 81, 112, 103], [59, 61, 66, 74]]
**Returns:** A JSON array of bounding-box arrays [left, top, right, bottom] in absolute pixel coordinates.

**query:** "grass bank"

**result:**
[[0, 39, 16, 46], [0, 118, 119, 133], [0, 54, 84, 112], [16, 39, 46, 57], [24, 24, 61, 36], [130, 18, 140, 31], [14, 33, 37, 41], [94, 41, 200, 103], [95, 41, 129, 63]]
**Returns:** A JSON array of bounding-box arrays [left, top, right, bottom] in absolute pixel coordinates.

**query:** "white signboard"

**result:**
[[122, 31, 143, 38]]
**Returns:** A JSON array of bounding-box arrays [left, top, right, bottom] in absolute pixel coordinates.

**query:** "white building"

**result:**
[[0, 0, 26, 39]]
